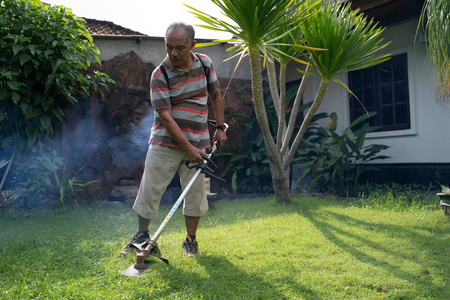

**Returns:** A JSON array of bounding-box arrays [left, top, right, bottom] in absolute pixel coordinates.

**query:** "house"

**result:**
[[290, 0, 450, 187], [64, 0, 448, 201]]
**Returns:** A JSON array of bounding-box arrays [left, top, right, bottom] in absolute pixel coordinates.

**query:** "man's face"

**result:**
[[165, 28, 196, 69]]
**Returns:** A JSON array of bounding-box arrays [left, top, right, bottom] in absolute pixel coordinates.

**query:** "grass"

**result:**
[[0, 194, 449, 299]]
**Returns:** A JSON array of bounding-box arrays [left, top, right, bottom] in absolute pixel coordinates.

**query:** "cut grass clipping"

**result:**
[[1, 195, 449, 299]]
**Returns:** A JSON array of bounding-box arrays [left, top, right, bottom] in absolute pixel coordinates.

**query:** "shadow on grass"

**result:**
[[2, 197, 448, 298], [134, 254, 318, 299], [296, 198, 449, 297]]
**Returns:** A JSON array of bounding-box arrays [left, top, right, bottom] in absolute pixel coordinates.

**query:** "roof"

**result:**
[[350, 0, 425, 26], [83, 18, 146, 36], [42, 2, 146, 36]]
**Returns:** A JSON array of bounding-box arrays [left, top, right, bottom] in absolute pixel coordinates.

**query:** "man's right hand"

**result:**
[[185, 145, 207, 163]]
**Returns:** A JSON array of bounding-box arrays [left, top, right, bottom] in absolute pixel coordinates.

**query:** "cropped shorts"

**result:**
[[132, 144, 208, 220]]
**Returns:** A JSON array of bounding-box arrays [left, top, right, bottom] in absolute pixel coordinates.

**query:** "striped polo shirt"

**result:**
[[149, 52, 220, 149]]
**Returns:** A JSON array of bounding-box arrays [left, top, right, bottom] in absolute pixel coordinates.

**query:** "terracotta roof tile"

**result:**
[[42, 2, 146, 36], [83, 18, 146, 36]]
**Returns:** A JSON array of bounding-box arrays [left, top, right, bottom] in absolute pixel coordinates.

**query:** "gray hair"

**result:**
[[165, 22, 195, 44]]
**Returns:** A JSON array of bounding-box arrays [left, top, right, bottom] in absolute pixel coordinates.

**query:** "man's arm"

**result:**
[[158, 110, 206, 163], [209, 91, 227, 147]]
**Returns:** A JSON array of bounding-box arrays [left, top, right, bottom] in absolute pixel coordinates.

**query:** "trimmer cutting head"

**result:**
[[120, 240, 169, 277], [120, 262, 150, 277]]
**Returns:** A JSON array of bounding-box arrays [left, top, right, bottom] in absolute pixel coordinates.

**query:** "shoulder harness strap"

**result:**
[[195, 53, 210, 87]]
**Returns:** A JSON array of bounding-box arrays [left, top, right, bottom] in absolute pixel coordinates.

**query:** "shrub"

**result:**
[[0, 0, 112, 195], [218, 113, 273, 194], [12, 144, 95, 207], [296, 112, 390, 195]]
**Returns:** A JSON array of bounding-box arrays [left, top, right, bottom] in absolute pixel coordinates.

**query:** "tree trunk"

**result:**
[[285, 78, 330, 169], [268, 158, 290, 203], [248, 46, 290, 203], [281, 61, 313, 157]]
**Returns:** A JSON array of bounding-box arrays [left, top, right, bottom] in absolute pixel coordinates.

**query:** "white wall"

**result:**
[[296, 17, 450, 164]]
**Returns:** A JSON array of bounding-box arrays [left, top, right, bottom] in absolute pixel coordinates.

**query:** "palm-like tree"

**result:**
[[188, 0, 389, 203], [420, 0, 450, 103], [285, 1, 390, 167], [187, 0, 314, 203]]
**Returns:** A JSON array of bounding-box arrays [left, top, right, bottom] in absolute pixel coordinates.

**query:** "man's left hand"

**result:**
[[213, 129, 227, 147]]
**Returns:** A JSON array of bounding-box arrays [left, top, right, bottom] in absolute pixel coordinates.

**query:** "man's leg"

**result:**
[[139, 214, 151, 232], [178, 151, 208, 257], [179, 175, 207, 257], [183, 215, 200, 257], [122, 145, 180, 255], [185, 215, 200, 236]]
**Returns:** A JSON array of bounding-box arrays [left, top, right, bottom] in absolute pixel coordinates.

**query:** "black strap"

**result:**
[[159, 64, 170, 86], [158, 53, 210, 89]]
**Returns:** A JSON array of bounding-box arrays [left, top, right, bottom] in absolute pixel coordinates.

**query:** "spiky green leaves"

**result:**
[[300, 1, 390, 81], [420, 0, 450, 103], [185, 0, 315, 62]]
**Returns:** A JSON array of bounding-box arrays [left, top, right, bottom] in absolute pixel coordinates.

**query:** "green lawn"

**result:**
[[1, 196, 449, 299]]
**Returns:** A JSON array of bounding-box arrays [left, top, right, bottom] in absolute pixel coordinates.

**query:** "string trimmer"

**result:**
[[121, 122, 228, 277]]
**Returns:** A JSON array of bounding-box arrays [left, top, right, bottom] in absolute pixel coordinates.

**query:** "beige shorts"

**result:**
[[132, 144, 208, 220]]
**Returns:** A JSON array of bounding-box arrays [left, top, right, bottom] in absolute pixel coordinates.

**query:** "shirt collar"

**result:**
[[162, 51, 198, 71]]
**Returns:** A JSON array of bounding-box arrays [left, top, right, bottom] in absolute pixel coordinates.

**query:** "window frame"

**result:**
[[347, 47, 417, 139], [349, 53, 411, 132]]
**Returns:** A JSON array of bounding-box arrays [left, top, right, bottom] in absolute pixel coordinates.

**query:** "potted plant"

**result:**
[[437, 185, 450, 216]]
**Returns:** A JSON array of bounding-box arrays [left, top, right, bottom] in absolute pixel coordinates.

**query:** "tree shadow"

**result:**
[[137, 254, 319, 299], [298, 200, 448, 295]]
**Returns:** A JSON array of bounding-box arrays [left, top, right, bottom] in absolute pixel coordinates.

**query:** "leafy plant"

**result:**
[[0, 0, 113, 194], [419, 0, 450, 103], [297, 112, 390, 195], [12, 145, 96, 207], [218, 115, 272, 194]]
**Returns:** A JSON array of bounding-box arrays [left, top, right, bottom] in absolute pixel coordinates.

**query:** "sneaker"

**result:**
[[182, 236, 199, 257], [120, 230, 150, 256]]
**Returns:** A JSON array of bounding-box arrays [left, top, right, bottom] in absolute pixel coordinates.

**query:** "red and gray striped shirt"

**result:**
[[149, 52, 220, 149]]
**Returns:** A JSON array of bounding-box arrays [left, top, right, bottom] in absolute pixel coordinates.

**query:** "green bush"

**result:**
[[12, 144, 95, 207], [297, 111, 390, 195], [0, 0, 113, 202], [218, 113, 273, 194], [0, 0, 112, 194], [0, 0, 111, 151]]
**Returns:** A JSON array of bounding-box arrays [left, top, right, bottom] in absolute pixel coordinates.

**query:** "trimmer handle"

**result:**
[[184, 122, 228, 182], [185, 154, 226, 182]]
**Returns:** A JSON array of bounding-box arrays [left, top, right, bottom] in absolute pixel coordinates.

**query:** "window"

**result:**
[[348, 53, 410, 131]]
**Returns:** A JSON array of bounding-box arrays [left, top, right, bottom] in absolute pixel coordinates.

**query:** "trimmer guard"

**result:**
[[130, 240, 169, 266]]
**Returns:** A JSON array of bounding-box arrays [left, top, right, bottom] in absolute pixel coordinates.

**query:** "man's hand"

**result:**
[[213, 129, 227, 148], [158, 110, 206, 163], [186, 145, 207, 163]]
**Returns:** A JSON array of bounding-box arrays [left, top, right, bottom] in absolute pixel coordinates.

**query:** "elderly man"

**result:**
[[121, 22, 227, 257]]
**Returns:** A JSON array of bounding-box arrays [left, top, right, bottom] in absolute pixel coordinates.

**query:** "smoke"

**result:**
[[57, 98, 155, 192], [108, 107, 154, 169]]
